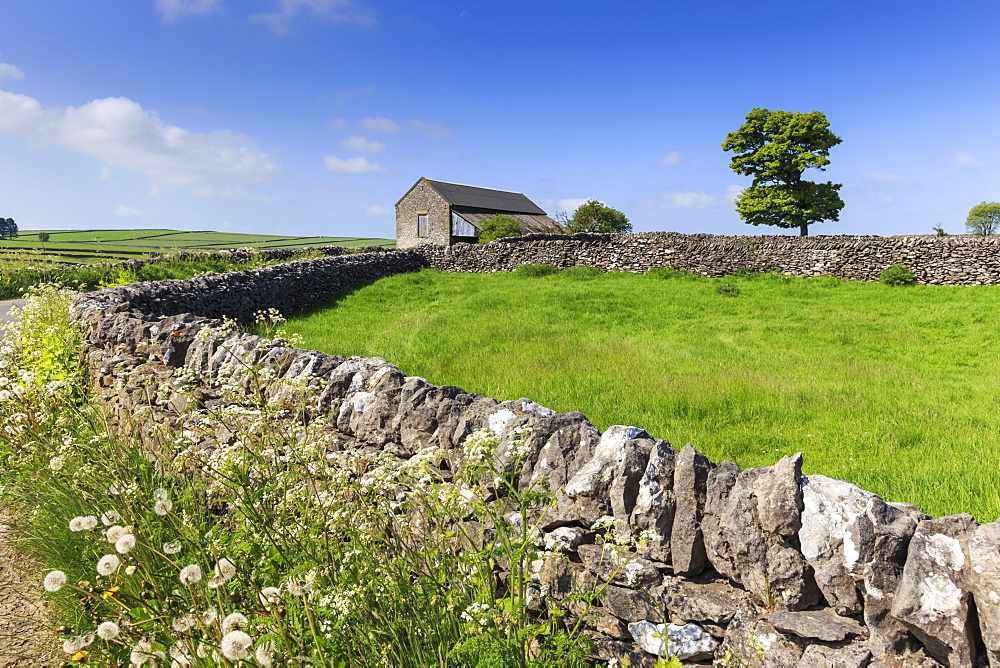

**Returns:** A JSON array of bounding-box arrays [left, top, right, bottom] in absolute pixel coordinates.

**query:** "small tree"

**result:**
[[965, 202, 1000, 235], [478, 214, 523, 244], [38, 232, 50, 242], [722, 108, 844, 236], [0, 218, 14, 240], [567, 200, 631, 234]]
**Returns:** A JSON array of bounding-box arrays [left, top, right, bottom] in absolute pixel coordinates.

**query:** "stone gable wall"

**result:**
[[395, 179, 451, 249], [70, 238, 1000, 666]]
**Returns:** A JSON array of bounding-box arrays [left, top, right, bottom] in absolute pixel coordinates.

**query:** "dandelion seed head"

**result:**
[[43, 570, 66, 592], [220, 630, 252, 660], [163, 540, 182, 555], [69, 515, 97, 532], [130, 639, 153, 665], [200, 606, 218, 625], [222, 612, 248, 632], [96, 621, 119, 640], [171, 615, 194, 632], [125, 565, 137, 575], [259, 586, 281, 605], [105, 525, 128, 543], [97, 554, 120, 576], [255, 640, 277, 666], [178, 564, 202, 585], [100, 510, 121, 526], [115, 533, 136, 554], [48, 456, 64, 472], [62, 636, 85, 654], [154, 498, 173, 516], [153, 488, 169, 502]]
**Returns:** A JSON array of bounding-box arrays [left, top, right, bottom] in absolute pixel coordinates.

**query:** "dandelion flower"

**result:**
[[115, 533, 136, 554], [62, 636, 85, 654], [100, 510, 121, 526], [48, 457, 64, 472], [163, 540, 182, 555], [97, 554, 120, 576], [208, 557, 237, 588], [130, 639, 154, 666], [96, 621, 119, 640], [220, 630, 252, 661], [258, 586, 281, 606], [43, 570, 67, 592], [255, 640, 278, 666], [153, 488, 169, 502], [222, 612, 248, 632], [179, 564, 202, 585], [154, 498, 173, 516], [106, 525, 127, 543]]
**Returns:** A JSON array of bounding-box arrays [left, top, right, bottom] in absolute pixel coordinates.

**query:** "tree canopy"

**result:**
[[566, 200, 631, 234], [0, 218, 16, 240], [965, 202, 1000, 235], [478, 214, 523, 244], [722, 108, 844, 236]]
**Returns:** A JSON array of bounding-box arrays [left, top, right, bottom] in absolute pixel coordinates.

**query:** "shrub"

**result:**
[[880, 263, 917, 286], [558, 266, 600, 280], [566, 200, 631, 234], [715, 281, 742, 297], [38, 232, 50, 242], [478, 215, 523, 244], [513, 263, 558, 277]]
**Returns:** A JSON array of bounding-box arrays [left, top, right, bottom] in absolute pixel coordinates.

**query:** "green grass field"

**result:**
[[0, 229, 394, 267], [274, 268, 1000, 521]]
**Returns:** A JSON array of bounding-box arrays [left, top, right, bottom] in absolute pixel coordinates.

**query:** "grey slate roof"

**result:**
[[425, 179, 547, 215]]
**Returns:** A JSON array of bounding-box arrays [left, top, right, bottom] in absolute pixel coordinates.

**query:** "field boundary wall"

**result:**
[[70, 236, 1000, 666]]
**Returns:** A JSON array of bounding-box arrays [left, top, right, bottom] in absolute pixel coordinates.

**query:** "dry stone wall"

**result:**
[[418, 232, 1000, 285], [71, 244, 1000, 667]]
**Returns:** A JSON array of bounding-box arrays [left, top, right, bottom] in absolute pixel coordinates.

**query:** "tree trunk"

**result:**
[[799, 223, 808, 236]]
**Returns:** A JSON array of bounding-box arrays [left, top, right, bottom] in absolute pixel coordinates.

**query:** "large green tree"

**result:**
[[722, 108, 844, 236], [0, 218, 16, 240], [567, 200, 631, 234], [965, 202, 1000, 235]]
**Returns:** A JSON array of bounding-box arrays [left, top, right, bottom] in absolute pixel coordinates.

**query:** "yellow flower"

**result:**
[[101, 586, 120, 599], [71, 650, 88, 660]]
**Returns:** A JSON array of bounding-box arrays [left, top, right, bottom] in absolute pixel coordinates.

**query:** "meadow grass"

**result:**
[[275, 268, 1000, 521]]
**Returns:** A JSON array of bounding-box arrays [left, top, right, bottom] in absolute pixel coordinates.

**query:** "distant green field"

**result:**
[[275, 268, 1000, 521], [0, 229, 394, 267]]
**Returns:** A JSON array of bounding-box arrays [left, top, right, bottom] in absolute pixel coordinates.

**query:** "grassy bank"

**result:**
[[0, 287, 605, 666], [276, 267, 1000, 520]]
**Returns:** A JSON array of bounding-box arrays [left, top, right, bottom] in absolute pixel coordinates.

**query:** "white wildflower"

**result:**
[[115, 533, 136, 554], [179, 564, 202, 585], [255, 640, 278, 666], [48, 457, 64, 472], [222, 612, 248, 632], [97, 554, 121, 576], [43, 570, 67, 592], [154, 498, 173, 516], [220, 630, 252, 660], [590, 516, 616, 531], [125, 565, 137, 575], [259, 586, 281, 606], [96, 621, 120, 639], [100, 510, 121, 525]]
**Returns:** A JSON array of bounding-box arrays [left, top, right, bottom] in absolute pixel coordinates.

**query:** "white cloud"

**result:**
[[723, 185, 743, 205], [340, 136, 385, 153], [863, 171, 913, 187], [365, 204, 391, 216], [251, 0, 375, 35], [359, 116, 399, 133], [0, 89, 280, 188], [323, 155, 384, 173], [658, 150, 682, 166], [556, 198, 590, 214], [660, 191, 716, 209], [0, 63, 24, 81], [155, 0, 221, 21], [409, 119, 452, 139], [948, 152, 989, 169], [115, 204, 145, 217]]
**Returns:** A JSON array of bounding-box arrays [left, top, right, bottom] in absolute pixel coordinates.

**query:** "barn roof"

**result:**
[[400, 178, 548, 215]]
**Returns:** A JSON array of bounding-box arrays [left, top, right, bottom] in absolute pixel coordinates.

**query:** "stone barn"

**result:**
[[395, 177, 561, 249]]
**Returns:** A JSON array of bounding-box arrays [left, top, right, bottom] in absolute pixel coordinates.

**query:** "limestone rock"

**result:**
[[796, 642, 873, 668], [968, 520, 1000, 665], [767, 609, 865, 642], [577, 544, 661, 588], [890, 513, 978, 667], [670, 444, 713, 575], [654, 577, 751, 625], [702, 460, 742, 581], [630, 439, 676, 564], [562, 425, 654, 529], [627, 621, 717, 661], [601, 584, 661, 623], [716, 603, 803, 667], [543, 527, 590, 553]]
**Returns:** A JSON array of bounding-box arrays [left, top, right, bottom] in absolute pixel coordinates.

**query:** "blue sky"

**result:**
[[1, 1, 999, 239]]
